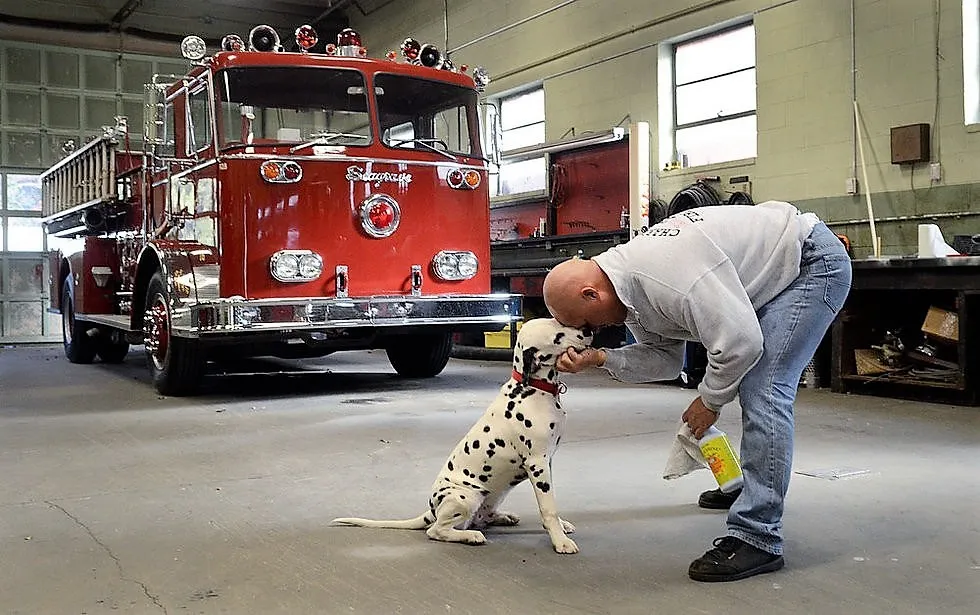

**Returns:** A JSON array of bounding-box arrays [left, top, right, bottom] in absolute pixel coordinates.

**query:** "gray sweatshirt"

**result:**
[[592, 201, 819, 412]]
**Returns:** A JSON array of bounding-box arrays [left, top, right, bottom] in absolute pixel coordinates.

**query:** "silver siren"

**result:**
[[418, 43, 445, 69], [248, 25, 281, 52]]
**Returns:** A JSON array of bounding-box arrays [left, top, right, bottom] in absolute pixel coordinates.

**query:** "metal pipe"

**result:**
[[492, 0, 736, 84], [444, 0, 450, 54], [449, 0, 580, 53], [851, 0, 852, 180], [826, 210, 980, 227]]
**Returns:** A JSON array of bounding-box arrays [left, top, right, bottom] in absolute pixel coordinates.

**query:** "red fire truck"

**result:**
[[41, 25, 520, 395]]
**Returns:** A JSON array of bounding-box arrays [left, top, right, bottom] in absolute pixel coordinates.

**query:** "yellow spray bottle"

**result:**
[[698, 426, 743, 493]]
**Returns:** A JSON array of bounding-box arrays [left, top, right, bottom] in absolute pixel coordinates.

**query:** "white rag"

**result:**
[[663, 421, 708, 480]]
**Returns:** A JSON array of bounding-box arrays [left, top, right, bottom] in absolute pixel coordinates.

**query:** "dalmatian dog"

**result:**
[[331, 318, 592, 554]]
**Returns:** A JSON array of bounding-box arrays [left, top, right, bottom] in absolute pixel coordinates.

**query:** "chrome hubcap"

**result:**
[[144, 296, 170, 369], [62, 300, 73, 345]]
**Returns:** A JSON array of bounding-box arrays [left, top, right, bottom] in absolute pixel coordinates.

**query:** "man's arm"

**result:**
[[682, 265, 764, 412], [600, 321, 686, 383]]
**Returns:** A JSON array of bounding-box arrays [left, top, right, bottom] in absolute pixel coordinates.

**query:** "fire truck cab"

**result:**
[[42, 26, 520, 395]]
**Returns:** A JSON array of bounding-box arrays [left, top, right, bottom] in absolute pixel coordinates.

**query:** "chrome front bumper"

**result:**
[[170, 293, 522, 338]]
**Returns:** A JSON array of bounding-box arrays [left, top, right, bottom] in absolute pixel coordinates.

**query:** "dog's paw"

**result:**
[[559, 518, 576, 534], [463, 530, 487, 545], [490, 512, 521, 526], [552, 537, 579, 554]]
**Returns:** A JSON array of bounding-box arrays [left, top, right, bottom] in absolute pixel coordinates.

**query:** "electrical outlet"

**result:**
[[929, 162, 942, 182], [846, 177, 859, 195]]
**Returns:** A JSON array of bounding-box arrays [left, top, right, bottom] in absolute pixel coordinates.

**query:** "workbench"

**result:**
[[831, 256, 980, 406]]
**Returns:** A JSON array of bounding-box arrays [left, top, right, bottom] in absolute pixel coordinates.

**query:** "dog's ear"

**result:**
[[521, 346, 537, 381]]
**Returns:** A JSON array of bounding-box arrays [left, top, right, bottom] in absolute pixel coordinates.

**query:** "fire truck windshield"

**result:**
[[374, 74, 482, 159], [216, 67, 372, 148]]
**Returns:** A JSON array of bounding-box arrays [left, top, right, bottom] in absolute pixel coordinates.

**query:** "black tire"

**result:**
[[386, 332, 452, 378], [143, 272, 204, 396], [62, 279, 97, 364], [97, 335, 130, 364]]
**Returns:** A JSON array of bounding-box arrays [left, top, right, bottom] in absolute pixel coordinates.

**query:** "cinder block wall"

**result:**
[[352, 0, 980, 257]]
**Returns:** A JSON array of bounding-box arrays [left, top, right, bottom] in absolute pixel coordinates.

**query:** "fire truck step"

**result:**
[[83, 314, 135, 332]]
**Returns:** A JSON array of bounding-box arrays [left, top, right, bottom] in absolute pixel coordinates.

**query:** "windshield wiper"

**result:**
[[389, 138, 458, 161], [290, 132, 370, 154]]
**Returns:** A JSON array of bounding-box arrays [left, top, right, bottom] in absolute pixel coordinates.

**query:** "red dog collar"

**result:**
[[511, 369, 561, 396]]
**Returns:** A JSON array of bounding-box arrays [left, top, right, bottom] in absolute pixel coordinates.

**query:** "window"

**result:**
[[215, 67, 371, 148], [487, 87, 546, 196], [374, 74, 481, 157], [187, 84, 212, 154], [668, 23, 756, 168]]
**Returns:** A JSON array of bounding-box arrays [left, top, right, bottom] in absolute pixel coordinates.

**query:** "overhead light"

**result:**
[[499, 127, 626, 163]]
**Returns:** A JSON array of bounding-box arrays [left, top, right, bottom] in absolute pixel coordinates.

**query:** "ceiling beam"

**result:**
[[111, 0, 144, 27]]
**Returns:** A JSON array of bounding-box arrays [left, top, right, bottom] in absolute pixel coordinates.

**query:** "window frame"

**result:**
[[669, 21, 757, 168], [488, 85, 547, 198]]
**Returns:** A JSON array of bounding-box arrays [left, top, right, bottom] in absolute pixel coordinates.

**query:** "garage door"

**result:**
[[0, 42, 187, 343]]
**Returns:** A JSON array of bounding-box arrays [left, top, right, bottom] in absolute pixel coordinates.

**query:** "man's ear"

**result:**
[[582, 286, 600, 301]]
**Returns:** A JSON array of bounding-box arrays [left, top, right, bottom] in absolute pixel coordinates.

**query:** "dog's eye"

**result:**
[[581, 326, 593, 337]]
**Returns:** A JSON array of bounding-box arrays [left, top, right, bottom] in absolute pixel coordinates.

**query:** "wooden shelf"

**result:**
[[840, 374, 964, 390]]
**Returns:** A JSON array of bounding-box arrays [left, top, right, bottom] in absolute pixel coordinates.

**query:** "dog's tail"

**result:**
[[330, 513, 431, 530]]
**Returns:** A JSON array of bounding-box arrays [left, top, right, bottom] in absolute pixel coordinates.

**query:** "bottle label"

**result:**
[[700, 435, 742, 487]]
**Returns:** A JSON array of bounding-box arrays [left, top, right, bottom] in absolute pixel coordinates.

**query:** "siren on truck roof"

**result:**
[[179, 25, 491, 91]]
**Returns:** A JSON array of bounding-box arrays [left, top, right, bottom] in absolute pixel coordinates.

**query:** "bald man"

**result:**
[[543, 201, 851, 582]]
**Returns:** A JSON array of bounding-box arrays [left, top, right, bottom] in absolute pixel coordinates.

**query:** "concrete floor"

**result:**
[[1, 345, 978, 615]]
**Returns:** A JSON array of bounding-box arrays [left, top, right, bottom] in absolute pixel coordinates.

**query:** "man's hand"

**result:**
[[556, 347, 606, 373], [682, 396, 718, 439]]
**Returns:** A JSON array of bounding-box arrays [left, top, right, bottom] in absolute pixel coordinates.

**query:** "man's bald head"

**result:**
[[543, 258, 627, 330]]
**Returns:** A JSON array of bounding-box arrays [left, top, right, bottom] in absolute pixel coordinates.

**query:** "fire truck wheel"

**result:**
[[97, 335, 130, 364], [144, 272, 204, 396], [385, 332, 453, 378], [62, 280, 97, 364]]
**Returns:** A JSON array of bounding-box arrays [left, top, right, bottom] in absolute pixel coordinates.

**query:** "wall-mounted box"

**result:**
[[890, 123, 930, 164]]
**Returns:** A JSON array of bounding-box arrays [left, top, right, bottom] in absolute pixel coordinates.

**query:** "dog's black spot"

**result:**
[[536, 481, 551, 492], [556, 401, 562, 410], [448, 461, 454, 471], [437, 494, 446, 503], [454, 513, 462, 518], [487, 449, 496, 458], [464, 443, 470, 454], [556, 436, 561, 446], [515, 412, 524, 421], [483, 425, 491, 433], [483, 465, 492, 472], [463, 469, 471, 477], [488, 442, 496, 449], [507, 401, 515, 410], [460, 495, 465, 499], [518, 434, 525, 442], [549, 422, 555, 430], [524, 420, 532, 428], [529, 464, 537, 471], [554, 332, 566, 344], [576, 333, 584, 340], [526, 440, 533, 450], [510, 479, 524, 486], [504, 410, 512, 419], [520, 389, 535, 399], [495, 438, 506, 447], [539, 353, 553, 362], [548, 369, 556, 379], [472, 440, 480, 449], [533, 469, 543, 477], [424, 514, 434, 524], [479, 475, 488, 482], [508, 390, 520, 399], [481, 489, 490, 496]]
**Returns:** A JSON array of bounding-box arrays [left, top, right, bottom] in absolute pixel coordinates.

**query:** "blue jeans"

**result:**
[[727, 222, 852, 555]]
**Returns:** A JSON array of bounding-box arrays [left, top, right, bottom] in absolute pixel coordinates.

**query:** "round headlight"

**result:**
[[298, 253, 323, 279], [433, 252, 459, 279], [456, 253, 479, 277], [271, 253, 300, 280]]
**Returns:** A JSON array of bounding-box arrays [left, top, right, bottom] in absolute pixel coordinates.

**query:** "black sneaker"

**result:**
[[688, 536, 785, 582], [698, 487, 741, 510]]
